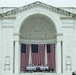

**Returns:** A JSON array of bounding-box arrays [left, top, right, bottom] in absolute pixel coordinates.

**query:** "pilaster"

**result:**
[[13, 34, 20, 74], [56, 33, 63, 74], [1, 19, 14, 75]]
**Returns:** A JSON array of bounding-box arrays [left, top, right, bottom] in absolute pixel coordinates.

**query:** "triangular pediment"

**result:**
[[0, 1, 76, 19]]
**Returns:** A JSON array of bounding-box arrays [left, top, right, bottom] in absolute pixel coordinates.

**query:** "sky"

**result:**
[[0, 0, 76, 7]]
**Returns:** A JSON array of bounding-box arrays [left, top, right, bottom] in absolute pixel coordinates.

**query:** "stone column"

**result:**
[[56, 40, 61, 73], [45, 44, 48, 65], [28, 45, 32, 65], [14, 40, 20, 74]]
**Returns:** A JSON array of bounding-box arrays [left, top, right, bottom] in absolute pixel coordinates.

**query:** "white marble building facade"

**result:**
[[0, 1, 76, 75]]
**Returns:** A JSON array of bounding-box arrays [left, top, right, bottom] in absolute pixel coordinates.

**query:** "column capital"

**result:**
[[14, 39, 19, 42], [57, 38, 62, 42], [56, 33, 63, 36], [13, 33, 20, 42], [56, 33, 63, 42]]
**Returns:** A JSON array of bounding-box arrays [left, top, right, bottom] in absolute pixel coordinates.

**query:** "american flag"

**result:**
[[20, 44, 30, 71], [31, 44, 39, 65], [20, 43, 56, 71], [46, 44, 55, 70], [31, 44, 45, 66]]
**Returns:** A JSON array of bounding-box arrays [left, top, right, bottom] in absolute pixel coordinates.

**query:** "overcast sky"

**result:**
[[0, 0, 76, 7]]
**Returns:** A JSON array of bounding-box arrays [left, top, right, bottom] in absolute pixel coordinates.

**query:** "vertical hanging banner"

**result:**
[[31, 44, 45, 66], [31, 44, 39, 65], [46, 44, 55, 71], [20, 44, 30, 71]]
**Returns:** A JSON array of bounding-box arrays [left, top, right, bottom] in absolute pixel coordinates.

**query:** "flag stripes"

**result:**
[[31, 44, 45, 65], [20, 43, 55, 72], [47, 44, 55, 70], [38, 44, 45, 65], [20, 44, 30, 71]]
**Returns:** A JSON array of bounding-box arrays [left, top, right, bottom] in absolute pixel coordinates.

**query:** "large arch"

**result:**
[[20, 13, 56, 72], [20, 14, 56, 41], [14, 7, 62, 34], [14, 7, 63, 74]]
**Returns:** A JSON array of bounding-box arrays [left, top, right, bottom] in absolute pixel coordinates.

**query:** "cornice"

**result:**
[[56, 33, 63, 36], [60, 16, 74, 20], [0, 16, 16, 20], [0, 1, 76, 19]]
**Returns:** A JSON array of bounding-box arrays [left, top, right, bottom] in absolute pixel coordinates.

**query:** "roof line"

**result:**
[[0, 1, 76, 19]]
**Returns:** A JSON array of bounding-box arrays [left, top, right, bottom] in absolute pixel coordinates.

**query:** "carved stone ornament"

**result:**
[[4, 56, 10, 71], [65, 56, 72, 72], [0, 1, 76, 19]]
